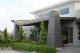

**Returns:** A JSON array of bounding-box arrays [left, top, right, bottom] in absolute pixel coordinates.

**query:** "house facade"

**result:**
[[12, 0, 80, 47]]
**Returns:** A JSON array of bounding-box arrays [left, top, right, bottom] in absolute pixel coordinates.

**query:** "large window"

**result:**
[[45, 13, 49, 17], [78, 26, 80, 40], [39, 13, 49, 18], [60, 8, 69, 15], [39, 14, 44, 18]]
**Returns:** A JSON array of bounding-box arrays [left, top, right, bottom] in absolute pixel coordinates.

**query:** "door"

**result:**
[[68, 27, 73, 43], [61, 26, 68, 44]]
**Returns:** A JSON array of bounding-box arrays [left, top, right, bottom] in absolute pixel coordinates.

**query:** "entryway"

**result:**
[[61, 26, 73, 44]]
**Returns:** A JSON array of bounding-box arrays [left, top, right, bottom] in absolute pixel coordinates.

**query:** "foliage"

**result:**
[[4, 39, 11, 43], [3, 27, 8, 40], [12, 43, 56, 53], [0, 43, 12, 47], [22, 39, 29, 43], [3, 27, 11, 43], [39, 21, 46, 45], [11, 34, 13, 40], [18, 24, 23, 42], [11, 40, 18, 43], [0, 37, 4, 43], [29, 29, 34, 40], [62, 35, 67, 42], [31, 41, 36, 44]]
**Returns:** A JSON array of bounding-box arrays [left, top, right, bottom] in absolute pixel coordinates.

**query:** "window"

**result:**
[[78, 26, 80, 40], [39, 13, 49, 18], [39, 14, 44, 18], [60, 8, 69, 15], [45, 13, 49, 17]]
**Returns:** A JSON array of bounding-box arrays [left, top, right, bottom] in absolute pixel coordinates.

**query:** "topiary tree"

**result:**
[[18, 24, 23, 42], [3, 27, 8, 40], [39, 21, 46, 45]]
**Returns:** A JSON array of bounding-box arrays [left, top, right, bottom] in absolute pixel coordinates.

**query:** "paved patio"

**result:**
[[57, 45, 80, 53]]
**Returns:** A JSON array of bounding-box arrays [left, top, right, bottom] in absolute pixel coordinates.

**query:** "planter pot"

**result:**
[[62, 42, 64, 47]]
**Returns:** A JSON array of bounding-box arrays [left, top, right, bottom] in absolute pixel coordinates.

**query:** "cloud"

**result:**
[[0, 0, 67, 33]]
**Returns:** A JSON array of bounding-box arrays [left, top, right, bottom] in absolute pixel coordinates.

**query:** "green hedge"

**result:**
[[12, 43, 56, 53], [0, 43, 12, 47]]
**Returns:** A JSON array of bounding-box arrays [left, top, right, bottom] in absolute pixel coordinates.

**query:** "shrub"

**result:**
[[12, 43, 56, 53], [11, 39, 19, 43], [11, 34, 13, 40], [0, 43, 12, 47], [4, 39, 11, 43], [3, 27, 8, 40], [39, 21, 46, 45], [29, 29, 35, 41], [18, 24, 23, 42], [0, 37, 4, 43], [22, 40, 29, 43], [31, 41, 36, 44]]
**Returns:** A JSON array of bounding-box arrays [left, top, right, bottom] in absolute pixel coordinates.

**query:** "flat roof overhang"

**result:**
[[18, 18, 49, 26], [14, 17, 77, 26]]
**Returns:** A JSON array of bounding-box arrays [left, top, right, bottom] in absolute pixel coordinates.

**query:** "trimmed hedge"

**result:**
[[12, 43, 56, 53]]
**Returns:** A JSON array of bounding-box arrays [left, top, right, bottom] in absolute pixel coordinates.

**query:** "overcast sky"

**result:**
[[0, 0, 68, 33]]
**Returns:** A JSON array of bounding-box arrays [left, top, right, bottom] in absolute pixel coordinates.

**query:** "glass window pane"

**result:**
[[78, 26, 80, 30], [60, 8, 69, 15], [45, 13, 49, 17], [78, 36, 80, 40], [39, 14, 44, 18], [78, 31, 80, 35]]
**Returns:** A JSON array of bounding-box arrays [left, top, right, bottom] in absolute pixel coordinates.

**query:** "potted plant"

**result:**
[[62, 35, 66, 47]]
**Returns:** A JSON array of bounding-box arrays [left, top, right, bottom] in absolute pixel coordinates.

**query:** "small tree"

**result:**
[[39, 21, 46, 45], [18, 24, 23, 42], [3, 27, 8, 40]]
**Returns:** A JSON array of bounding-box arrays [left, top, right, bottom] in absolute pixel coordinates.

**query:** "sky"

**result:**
[[0, 0, 68, 33]]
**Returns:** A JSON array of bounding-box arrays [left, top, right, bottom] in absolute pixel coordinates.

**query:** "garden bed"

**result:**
[[12, 43, 56, 53]]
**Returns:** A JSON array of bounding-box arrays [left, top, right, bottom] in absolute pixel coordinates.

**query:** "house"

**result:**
[[12, 0, 80, 47]]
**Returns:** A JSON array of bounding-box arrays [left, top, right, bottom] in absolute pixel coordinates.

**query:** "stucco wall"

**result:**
[[35, 2, 76, 19]]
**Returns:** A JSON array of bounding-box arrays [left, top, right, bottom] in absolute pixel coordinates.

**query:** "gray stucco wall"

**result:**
[[14, 21, 19, 39], [47, 10, 62, 47]]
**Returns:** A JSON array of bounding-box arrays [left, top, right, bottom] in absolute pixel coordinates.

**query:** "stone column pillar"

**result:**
[[14, 21, 19, 39], [47, 10, 62, 47]]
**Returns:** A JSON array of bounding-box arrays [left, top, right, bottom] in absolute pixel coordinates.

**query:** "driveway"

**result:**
[[57, 45, 80, 53]]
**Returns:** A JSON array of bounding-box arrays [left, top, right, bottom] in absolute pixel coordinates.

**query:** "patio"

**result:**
[[57, 45, 80, 53]]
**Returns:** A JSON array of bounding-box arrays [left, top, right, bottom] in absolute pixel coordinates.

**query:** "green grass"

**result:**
[[12, 43, 56, 53]]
